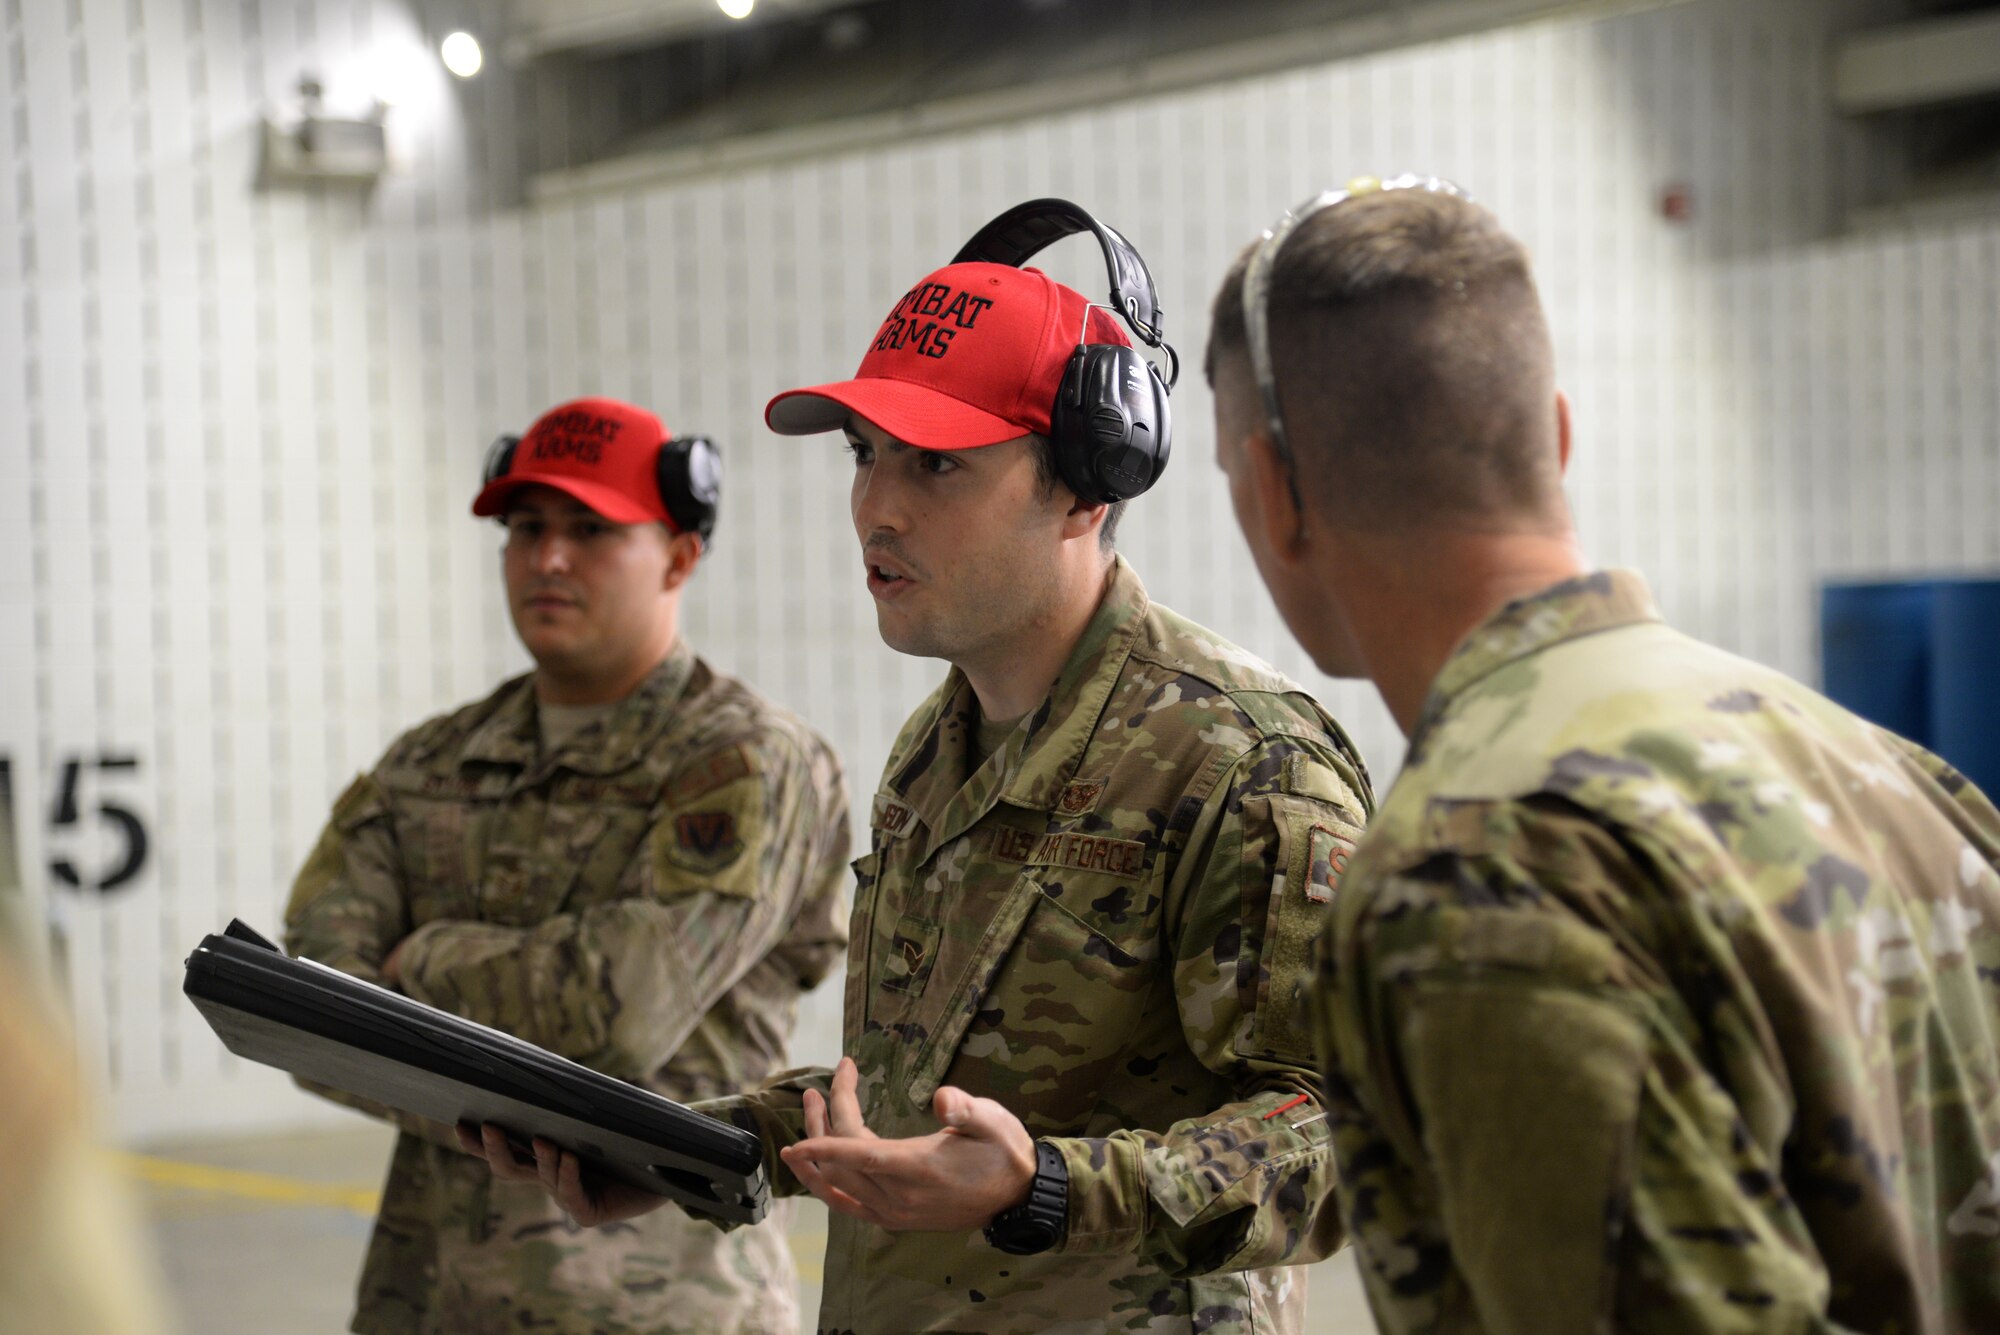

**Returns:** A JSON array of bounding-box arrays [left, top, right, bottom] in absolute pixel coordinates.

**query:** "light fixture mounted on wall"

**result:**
[[258, 74, 388, 187]]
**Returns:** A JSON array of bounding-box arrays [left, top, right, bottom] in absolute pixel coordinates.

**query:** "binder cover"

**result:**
[[183, 919, 768, 1225]]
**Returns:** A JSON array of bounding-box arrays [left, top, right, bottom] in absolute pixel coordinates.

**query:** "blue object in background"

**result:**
[[1820, 581, 1936, 748], [1821, 577, 2000, 797], [1931, 581, 2000, 797]]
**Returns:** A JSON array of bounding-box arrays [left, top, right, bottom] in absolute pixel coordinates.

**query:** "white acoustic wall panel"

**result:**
[[2, 0, 1995, 1142]]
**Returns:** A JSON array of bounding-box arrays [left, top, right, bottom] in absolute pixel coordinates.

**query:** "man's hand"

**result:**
[[454, 1122, 672, 1227], [381, 936, 409, 990], [778, 1056, 1038, 1233]]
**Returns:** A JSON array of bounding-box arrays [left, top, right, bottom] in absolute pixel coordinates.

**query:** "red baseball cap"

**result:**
[[470, 397, 674, 526], [765, 262, 1131, 448]]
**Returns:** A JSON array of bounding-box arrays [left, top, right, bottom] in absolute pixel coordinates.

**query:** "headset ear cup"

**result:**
[[1049, 347, 1108, 504], [1050, 345, 1168, 505], [657, 436, 721, 543], [1143, 358, 1172, 490], [482, 434, 521, 487]]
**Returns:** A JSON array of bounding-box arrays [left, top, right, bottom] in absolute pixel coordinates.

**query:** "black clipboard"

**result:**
[[183, 920, 769, 1225]]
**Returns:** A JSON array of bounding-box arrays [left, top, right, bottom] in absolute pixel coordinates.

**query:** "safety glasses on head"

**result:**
[[1241, 174, 1473, 504]]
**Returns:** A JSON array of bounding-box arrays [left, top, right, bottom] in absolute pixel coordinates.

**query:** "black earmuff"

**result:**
[[953, 198, 1178, 505], [658, 435, 721, 545], [482, 433, 521, 487], [481, 429, 721, 544]]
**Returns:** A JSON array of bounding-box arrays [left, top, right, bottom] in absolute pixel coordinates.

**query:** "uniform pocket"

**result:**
[[876, 914, 942, 996], [905, 877, 1153, 1123], [1251, 796, 1360, 1062], [843, 850, 881, 1047], [901, 872, 1045, 1108]]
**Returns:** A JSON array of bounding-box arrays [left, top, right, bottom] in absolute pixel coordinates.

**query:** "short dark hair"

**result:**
[[1027, 434, 1126, 552], [1207, 190, 1565, 532]]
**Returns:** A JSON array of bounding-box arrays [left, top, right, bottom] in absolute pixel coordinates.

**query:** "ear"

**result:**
[[1244, 429, 1307, 559], [1554, 390, 1573, 477], [660, 530, 704, 593], [1059, 495, 1109, 545]]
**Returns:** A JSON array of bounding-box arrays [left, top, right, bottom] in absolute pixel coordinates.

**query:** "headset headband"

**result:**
[[953, 198, 1175, 380]]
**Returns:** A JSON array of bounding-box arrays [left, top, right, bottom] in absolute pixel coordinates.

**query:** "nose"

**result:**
[[851, 459, 906, 539], [528, 530, 575, 575]]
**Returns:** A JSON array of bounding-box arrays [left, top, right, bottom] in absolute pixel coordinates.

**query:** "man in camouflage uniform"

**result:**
[[1207, 179, 2000, 1332], [484, 250, 1374, 1331], [285, 396, 851, 1335]]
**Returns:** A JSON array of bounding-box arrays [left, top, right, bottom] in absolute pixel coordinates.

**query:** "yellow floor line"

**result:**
[[116, 1152, 381, 1214], [789, 1228, 827, 1282]]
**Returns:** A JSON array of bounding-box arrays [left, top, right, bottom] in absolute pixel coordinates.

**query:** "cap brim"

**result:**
[[766, 379, 1026, 450], [470, 473, 661, 524]]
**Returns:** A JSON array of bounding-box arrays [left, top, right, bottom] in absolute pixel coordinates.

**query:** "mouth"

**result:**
[[524, 593, 580, 613], [865, 559, 915, 601]]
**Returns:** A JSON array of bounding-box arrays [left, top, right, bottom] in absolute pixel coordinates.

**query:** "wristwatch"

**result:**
[[983, 1139, 1069, 1255]]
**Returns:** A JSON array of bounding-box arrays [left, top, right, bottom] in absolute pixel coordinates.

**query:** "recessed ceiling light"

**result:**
[[440, 31, 482, 79]]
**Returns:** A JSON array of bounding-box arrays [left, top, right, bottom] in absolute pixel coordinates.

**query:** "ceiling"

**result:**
[[505, 0, 858, 61], [493, 0, 2000, 226], [504, 0, 1711, 197]]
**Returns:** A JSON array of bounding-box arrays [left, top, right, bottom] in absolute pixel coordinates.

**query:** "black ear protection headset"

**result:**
[[481, 431, 722, 545], [952, 199, 1179, 505]]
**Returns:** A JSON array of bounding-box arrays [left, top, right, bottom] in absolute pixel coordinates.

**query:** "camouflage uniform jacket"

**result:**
[[713, 558, 1374, 1334], [285, 641, 851, 1335], [1313, 569, 2000, 1335]]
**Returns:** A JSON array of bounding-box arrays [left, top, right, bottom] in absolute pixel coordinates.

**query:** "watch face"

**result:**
[[987, 1212, 1060, 1255]]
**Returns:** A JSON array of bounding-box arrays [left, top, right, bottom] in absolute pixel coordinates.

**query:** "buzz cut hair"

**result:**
[[1206, 189, 1567, 533]]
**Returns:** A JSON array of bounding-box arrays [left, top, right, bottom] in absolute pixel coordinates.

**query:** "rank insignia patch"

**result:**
[[669, 810, 744, 873], [1056, 779, 1106, 816]]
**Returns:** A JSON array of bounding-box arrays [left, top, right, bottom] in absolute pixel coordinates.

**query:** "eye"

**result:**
[[844, 439, 874, 466], [918, 451, 958, 476], [576, 519, 611, 539]]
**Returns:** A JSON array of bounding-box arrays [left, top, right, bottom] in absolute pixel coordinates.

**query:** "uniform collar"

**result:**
[[890, 557, 1149, 860], [459, 638, 699, 777], [1409, 568, 1661, 755]]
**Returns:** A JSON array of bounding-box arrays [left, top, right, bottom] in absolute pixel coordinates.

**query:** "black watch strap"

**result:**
[[983, 1139, 1069, 1255]]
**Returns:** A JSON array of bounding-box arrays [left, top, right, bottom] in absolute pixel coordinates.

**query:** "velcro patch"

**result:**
[[872, 794, 918, 838], [1305, 825, 1353, 905], [992, 828, 1146, 880], [667, 810, 744, 873], [665, 744, 754, 806], [1056, 779, 1107, 816]]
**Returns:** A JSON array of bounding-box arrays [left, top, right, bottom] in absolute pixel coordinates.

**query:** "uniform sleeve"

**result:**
[[1317, 825, 1833, 1335], [1049, 739, 1367, 1276], [283, 773, 409, 984], [282, 772, 463, 1147], [696, 1065, 835, 1203], [391, 740, 847, 1084]]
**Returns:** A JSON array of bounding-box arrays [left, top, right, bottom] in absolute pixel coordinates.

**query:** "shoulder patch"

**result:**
[[666, 744, 754, 806], [1305, 824, 1354, 905], [666, 810, 744, 874], [331, 774, 391, 833]]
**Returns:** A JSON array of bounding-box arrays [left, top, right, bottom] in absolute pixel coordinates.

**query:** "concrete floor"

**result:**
[[137, 1122, 1375, 1333]]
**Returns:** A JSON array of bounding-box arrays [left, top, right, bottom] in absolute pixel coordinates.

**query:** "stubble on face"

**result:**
[[500, 488, 675, 688], [852, 430, 1067, 673]]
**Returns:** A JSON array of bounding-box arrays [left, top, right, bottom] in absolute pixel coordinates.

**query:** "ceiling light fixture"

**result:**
[[440, 31, 483, 78], [718, 0, 755, 19]]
